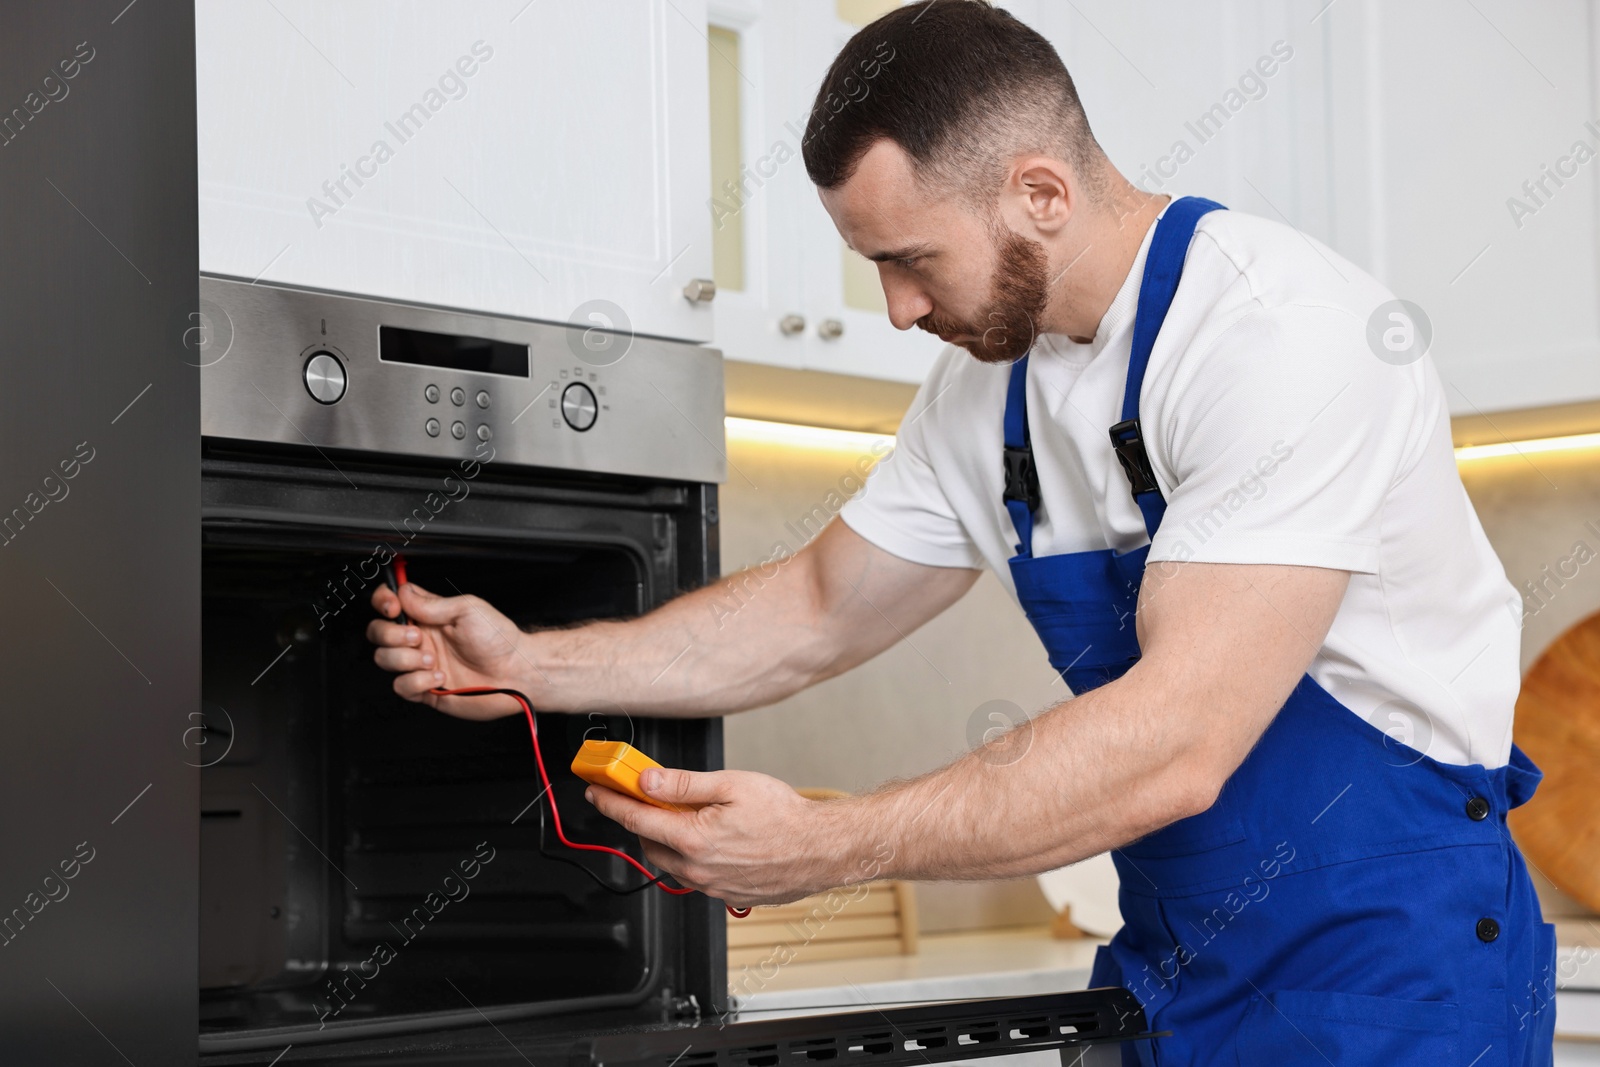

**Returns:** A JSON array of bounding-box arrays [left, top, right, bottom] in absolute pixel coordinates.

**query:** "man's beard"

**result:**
[[917, 228, 1052, 364]]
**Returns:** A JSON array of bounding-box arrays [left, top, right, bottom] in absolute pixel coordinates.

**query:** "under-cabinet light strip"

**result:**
[[724, 417, 1600, 464], [1454, 432, 1600, 461], [724, 417, 896, 453]]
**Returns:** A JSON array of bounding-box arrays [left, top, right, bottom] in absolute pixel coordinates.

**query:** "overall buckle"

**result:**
[[1002, 446, 1041, 510], [1109, 419, 1160, 496]]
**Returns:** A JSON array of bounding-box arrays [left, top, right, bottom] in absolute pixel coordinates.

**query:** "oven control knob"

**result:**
[[303, 351, 346, 404], [561, 382, 598, 432]]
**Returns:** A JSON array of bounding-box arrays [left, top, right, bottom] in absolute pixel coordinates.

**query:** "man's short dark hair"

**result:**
[[801, 1, 1102, 201]]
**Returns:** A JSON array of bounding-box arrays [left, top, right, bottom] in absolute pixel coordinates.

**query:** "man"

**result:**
[[370, 3, 1554, 1064]]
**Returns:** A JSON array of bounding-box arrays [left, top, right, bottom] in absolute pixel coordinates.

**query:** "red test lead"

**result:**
[[428, 685, 749, 919], [387, 558, 747, 918]]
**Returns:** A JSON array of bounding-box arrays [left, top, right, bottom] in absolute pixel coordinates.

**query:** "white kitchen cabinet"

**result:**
[[1040, 0, 1600, 418], [196, 0, 716, 343], [1031, 0, 1328, 244], [211, 0, 1595, 405], [1317, 0, 1600, 416]]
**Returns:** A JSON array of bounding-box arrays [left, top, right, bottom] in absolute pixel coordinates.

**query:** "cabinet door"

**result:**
[[1039, 0, 1598, 416], [706, 0, 811, 369], [1032, 0, 1327, 241], [1320, 0, 1600, 415], [197, 1, 715, 343]]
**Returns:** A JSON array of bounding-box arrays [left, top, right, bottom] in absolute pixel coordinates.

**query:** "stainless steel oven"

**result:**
[[193, 277, 1158, 1065]]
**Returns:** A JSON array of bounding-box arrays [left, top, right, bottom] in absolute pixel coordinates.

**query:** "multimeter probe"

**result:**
[[385, 561, 749, 918]]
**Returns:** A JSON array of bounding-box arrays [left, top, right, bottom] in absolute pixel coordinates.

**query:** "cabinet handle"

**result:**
[[683, 278, 717, 303], [817, 318, 845, 340], [778, 314, 806, 336]]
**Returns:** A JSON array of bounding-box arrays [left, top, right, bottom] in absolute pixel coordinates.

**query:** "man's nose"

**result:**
[[881, 270, 933, 331]]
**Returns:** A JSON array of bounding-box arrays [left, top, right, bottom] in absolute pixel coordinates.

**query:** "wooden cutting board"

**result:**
[[1509, 610, 1600, 912]]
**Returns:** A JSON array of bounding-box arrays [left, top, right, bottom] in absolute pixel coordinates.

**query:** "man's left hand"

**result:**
[[584, 768, 863, 908]]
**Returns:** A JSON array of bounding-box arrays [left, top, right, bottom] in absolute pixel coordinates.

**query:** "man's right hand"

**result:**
[[367, 581, 533, 720]]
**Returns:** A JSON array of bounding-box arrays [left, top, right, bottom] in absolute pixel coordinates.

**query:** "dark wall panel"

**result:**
[[0, 0, 198, 1061]]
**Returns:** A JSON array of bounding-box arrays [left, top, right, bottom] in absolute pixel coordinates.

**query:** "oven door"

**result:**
[[199, 989, 1159, 1065]]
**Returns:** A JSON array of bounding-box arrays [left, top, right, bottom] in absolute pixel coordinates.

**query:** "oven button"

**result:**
[[303, 351, 346, 404], [425, 384, 440, 404], [450, 387, 465, 406], [561, 382, 598, 431], [477, 424, 492, 441], [476, 390, 491, 409], [451, 420, 465, 440], [425, 417, 440, 437]]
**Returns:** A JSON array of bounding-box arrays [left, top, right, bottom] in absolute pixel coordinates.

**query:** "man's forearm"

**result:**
[[509, 520, 978, 718], [827, 665, 1251, 883], [515, 556, 837, 716]]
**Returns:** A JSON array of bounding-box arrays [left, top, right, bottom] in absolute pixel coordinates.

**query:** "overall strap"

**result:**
[[1112, 195, 1226, 538], [1002, 354, 1038, 556]]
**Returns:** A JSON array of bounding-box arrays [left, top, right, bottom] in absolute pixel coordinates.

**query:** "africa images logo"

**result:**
[[1365, 299, 1433, 367]]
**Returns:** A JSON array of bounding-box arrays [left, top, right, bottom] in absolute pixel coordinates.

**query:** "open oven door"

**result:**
[[200, 989, 1160, 1065]]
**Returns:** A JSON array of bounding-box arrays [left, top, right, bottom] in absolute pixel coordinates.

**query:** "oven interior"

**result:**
[[197, 459, 719, 1044]]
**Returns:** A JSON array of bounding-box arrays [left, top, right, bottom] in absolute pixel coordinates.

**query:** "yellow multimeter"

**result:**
[[571, 740, 692, 812]]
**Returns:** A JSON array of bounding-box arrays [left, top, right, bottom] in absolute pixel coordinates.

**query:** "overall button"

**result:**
[[450, 387, 465, 406], [424, 384, 440, 404], [1465, 796, 1490, 821], [1476, 917, 1500, 943], [450, 421, 466, 440], [424, 418, 440, 437], [477, 424, 492, 442], [476, 390, 491, 409]]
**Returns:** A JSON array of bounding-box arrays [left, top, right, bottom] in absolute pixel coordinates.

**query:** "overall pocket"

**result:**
[[1234, 989, 1461, 1066]]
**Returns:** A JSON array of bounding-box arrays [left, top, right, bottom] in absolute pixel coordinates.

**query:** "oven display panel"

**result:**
[[379, 325, 530, 378]]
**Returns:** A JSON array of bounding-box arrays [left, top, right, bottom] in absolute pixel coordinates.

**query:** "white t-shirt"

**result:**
[[841, 205, 1522, 769]]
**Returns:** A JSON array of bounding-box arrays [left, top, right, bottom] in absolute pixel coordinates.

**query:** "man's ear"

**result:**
[[1009, 156, 1075, 236]]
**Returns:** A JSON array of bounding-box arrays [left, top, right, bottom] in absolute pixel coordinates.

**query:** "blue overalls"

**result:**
[[1002, 197, 1556, 1066]]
